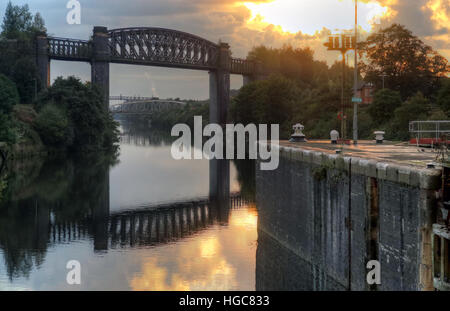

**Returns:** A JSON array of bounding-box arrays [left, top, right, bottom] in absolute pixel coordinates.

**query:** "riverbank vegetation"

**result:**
[[151, 24, 449, 141], [0, 2, 119, 159], [232, 24, 449, 141]]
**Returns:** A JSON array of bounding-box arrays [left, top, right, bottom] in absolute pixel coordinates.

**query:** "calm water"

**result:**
[[0, 117, 258, 291]]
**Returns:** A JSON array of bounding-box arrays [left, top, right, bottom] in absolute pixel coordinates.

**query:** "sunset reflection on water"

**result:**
[[130, 206, 258, 291]]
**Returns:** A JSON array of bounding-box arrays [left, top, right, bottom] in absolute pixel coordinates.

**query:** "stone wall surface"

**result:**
[[256, 144, 440, 291]]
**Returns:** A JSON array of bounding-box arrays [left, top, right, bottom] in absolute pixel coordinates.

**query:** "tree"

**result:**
[[35, 77, 119, 151], [359, 24, 449, 99], [367, 89, 402, 126], [34, 104, 71, 147], [437, 79, 450, 115], [0, 73, 19, 114], [1, 1, 46, 40], [247, 45, 326, 86], [0, 2, 46, 103], [230, 75, 298, 138], [391, 92, 429, 141], [11, 58, 39, 105]]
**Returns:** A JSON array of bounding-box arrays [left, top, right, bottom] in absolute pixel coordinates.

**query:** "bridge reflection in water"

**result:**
[[47, 193, 250, 252]]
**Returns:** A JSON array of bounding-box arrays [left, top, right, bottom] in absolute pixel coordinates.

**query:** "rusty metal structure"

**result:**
[[35, 26, 264, 125]]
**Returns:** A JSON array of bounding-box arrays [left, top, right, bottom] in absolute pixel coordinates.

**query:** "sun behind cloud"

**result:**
[[240, 0, 391, 35]]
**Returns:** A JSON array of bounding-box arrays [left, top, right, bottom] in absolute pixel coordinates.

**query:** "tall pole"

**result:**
[[353, 0, 358, 145], [341, 50, 346, 140]]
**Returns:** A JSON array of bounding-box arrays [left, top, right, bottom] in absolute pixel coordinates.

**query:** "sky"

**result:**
[[0, 0, 449, 100]]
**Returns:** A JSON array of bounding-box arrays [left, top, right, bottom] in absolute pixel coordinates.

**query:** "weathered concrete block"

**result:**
[[365, 160, 378, 178], [302, 150, 313, 164], [292, 149, 303, 161], [409, 170, 421, 188], [334, 156, 346, 171], [418, 169, 441, 190], [386, 165, 399, 183], [398, 167, 411, 185], [377, 162, 389, 180], [312, 151, 324, 165]]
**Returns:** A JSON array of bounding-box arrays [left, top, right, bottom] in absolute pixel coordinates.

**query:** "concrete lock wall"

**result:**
[[256, 144, 441, 291]]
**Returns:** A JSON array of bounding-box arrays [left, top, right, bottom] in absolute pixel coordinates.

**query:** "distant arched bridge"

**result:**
[[110, 99, 185, 114], [110, 99, 186, 114], [36, 27, 266, 125]]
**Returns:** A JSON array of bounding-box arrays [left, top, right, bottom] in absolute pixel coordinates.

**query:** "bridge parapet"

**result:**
[[48, 37, 92, 61], [230, 58, 259, 75]]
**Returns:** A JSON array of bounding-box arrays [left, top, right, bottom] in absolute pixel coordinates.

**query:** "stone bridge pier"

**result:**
[[91, 27, 110, 108]]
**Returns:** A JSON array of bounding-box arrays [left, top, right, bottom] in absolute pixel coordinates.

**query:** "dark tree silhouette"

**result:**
[[359, 24, 449, 100]]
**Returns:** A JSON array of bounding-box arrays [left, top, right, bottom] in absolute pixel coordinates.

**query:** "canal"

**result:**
[[0, 117, 258, 290]]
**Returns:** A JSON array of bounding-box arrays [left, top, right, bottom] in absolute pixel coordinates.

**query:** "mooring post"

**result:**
[[209, 42, 231, 126], [91, 26, 110, 109], [36, 32, 50, 88]]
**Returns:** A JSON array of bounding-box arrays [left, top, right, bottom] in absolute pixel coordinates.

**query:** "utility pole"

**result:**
[[342, 50, 346, 140], [352, 0, 358, 145]]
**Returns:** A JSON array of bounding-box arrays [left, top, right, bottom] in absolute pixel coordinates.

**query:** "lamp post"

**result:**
[[352, 0, 358, 145]]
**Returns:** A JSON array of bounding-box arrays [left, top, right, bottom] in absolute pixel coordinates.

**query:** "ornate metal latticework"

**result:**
[[108, 27, 220, 70], [48, 37, 92, 61], [45, 28, 260, 75]]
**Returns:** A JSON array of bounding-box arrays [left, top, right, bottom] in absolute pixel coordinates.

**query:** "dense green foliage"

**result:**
[[0, 2, 46, 104], [228, 24, 449, 141], [437, 80, 450, 114], [0, 113, 16, 145], [0, 3, 118, 153], [1, 2, 46, 40], [35, 77, 119, 151], [0, 74, 19, 144], [0, 73, 19, 114], [389, 93, 430, 141], [34, 104, 70, 147], [367, 89, 402, 126], [231, 75, 299, 138]]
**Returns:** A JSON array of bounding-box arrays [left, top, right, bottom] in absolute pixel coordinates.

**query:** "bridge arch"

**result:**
[[36, 26, 264, 125]]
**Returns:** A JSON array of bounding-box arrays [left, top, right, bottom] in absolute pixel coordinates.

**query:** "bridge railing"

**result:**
[[229, 58, 259, 75], [48, 37, 92, 61]]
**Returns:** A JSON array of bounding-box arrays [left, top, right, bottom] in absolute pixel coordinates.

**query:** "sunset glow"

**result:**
[[241, 0, 391, 35], [425, 0, 450, 32]]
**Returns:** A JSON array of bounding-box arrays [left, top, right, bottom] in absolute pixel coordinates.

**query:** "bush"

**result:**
[[0, 112, 16, 144], [390, 92, 429, 141], [35, 76, 119, 151], [11, 57, 39, 105], [34, 104, 70, 147], [0, 74, 19, 114], [367, 89, 402, 126], [437, 79, 450, 115]]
